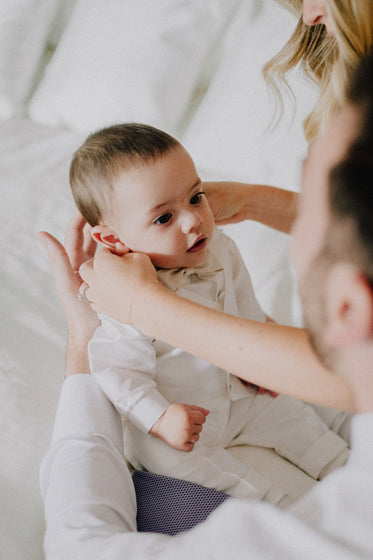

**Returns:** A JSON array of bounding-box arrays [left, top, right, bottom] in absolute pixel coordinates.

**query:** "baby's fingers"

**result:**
[[190, 406, 209, 426], [183, 433, 200, 452], [190, 405, 210, 417], [192, 424, 203, 434]]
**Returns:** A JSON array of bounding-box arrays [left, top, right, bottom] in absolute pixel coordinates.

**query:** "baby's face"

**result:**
[[107, 147, 215, 269]]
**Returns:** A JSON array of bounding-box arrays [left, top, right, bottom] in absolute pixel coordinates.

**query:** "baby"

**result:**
[[70, 123, 350, 506]]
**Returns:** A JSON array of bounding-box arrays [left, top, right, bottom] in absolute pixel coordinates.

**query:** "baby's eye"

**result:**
[[154, 213, 172, 225], [190, 191, 205, 205]]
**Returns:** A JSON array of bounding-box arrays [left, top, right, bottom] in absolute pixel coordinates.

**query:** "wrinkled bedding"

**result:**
[[0, 1, 319, 558]]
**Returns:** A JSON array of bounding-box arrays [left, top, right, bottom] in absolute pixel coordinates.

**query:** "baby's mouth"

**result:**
[[187, 236, 207, 253]]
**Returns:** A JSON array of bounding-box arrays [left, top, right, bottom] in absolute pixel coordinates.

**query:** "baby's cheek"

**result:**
[[205, 211, 215, 235]]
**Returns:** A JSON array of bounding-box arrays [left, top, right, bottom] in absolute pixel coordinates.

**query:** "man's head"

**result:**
[[291, 50, 373, 399], [70, 123, 214, 269]]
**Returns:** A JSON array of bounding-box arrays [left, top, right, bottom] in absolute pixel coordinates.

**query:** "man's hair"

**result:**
[[70, 123, 180, 226], [326, 49, 373, 283]]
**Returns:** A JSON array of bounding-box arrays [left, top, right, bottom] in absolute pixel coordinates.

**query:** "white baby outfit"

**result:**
[[89, 228, 349, 504], [41, 377, 373, 560]]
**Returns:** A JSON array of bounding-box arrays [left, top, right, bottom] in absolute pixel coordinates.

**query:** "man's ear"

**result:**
[[325, 264, 373, 347], [91, 225, 129, 255]]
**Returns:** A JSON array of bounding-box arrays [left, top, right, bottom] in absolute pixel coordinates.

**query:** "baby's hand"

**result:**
[[150, 403, 209, 452]]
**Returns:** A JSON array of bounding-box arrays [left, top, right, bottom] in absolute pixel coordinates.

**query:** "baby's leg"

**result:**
[[126, 424, 289, 506], [230, 394, 349, 480]]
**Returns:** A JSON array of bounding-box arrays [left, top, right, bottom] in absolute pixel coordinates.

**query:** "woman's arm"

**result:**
[[79, 249, 355, 412], [204, 181, 298, 234], [37, 212, 99, 377]]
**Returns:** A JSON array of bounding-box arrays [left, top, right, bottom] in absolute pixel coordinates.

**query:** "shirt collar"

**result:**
[[157, 250, 223, 292]]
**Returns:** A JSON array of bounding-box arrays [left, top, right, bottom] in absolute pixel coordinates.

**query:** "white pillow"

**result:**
[[182, 0, 317, 190], [0, 0, 61, 119], [29, 0, 241, 135], [181, 0, 318, 325]]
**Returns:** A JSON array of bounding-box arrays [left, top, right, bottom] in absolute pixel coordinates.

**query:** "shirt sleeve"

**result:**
[[89, 315, 169, 433]]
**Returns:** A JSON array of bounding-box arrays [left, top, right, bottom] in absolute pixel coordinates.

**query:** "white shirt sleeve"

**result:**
[[40, 375, 372, 559], [89, 315, 169, 433]]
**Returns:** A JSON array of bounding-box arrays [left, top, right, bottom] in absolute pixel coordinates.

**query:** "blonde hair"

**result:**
[[264, 0, 373, 143]]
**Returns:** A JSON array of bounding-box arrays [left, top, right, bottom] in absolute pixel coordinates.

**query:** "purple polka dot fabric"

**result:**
[[133, 470, 230, 535]]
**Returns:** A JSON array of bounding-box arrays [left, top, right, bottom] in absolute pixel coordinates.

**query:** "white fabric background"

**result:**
[[1, 1, 319, 558]]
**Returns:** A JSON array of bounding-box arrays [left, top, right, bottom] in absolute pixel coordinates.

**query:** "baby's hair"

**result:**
[[70, 123, 180, 226]]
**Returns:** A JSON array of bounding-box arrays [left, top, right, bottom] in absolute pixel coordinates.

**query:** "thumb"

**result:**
[[37, 231, 80, 295]]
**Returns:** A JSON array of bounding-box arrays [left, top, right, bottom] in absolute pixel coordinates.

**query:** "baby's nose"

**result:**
[[181, 210, 202, 233]]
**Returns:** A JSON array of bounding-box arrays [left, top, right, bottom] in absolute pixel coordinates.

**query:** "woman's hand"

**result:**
[[204, 181, 297, 233], [79, 248, 160, 325], [204, 181, 256, 225], [37, 212, 100, 376], [64, 210, 97, 273]]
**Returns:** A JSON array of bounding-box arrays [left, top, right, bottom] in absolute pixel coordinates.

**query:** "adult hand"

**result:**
[[204, 181, 297, 233], [37, 212, 100, 376], [79, 247, 160, 325], [64, 210, 97, 273], [204, 182, 255, 225]]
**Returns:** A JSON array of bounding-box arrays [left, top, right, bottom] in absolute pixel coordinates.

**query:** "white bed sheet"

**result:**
[[0, 118, 83, 559], [0, 117, 314, 560], [0, 1, 320, 558]]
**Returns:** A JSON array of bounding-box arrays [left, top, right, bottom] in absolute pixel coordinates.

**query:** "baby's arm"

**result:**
[[89, 315, 170, 434], [89, 316, 210, 450], [149, 403, 209, 452]]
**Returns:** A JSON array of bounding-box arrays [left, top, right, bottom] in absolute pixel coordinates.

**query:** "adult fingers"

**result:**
[[83, 221, 96, 258], [258, 387, 279, 398], [64, 212, 86, 268], [37, 231, 80, 296], [79, 247, 127, 280], [38, 231, 100, 342], [65, 211, 97, 270], [78, 256, 95, 285], [215, 211, 247, 226]]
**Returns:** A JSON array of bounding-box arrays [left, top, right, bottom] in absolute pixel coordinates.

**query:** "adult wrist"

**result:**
[[248, 185, 297, 233], [65, 331, 92, 377], [130, 282, 170, 336]]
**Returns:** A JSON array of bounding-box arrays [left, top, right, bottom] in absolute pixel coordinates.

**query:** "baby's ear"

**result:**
[[91, 225, 129, 255]]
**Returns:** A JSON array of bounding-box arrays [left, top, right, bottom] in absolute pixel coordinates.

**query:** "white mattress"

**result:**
[[0, 1, 319, 558], [0, 118, 82, 559]]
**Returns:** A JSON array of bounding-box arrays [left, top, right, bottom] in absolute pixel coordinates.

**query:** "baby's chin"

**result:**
[[153, 251, 208, 270]]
